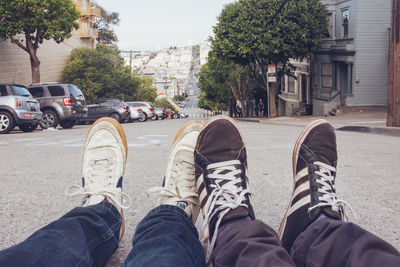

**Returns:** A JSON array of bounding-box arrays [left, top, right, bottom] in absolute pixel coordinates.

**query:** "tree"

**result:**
[[0, 0, 80, 83], [133, 75, 157, 102], [62, 44, 136, 102], [62, 44, 157, 103], [93, 4, 120, 47], [197, 50, 256, 117], [213, 0, 328, 117]]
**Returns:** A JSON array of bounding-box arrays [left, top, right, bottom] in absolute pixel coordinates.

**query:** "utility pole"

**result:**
[[387, 0, 400, 126], [121, 50, 140, 72]]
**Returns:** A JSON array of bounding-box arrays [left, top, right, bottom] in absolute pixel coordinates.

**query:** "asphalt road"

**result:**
[[1, 118, 399, 265]]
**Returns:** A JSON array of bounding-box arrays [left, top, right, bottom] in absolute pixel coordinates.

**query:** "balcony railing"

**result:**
[[78, 27, 98, 38], [80, 7, 101, 17]]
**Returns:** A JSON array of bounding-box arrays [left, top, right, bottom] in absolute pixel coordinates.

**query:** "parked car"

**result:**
[[178, 111, 189, 118], [28, 83, 87, 129], [127, 107, 145, 122], [0, 84, 42, 134], [125, 101, 155, 120], [154, 107, 166, 120], [81, 99, 131, 123]]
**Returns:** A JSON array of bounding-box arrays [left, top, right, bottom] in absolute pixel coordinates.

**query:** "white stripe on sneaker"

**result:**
[[288, 194, 310, 216], [295, 168, 308, 182]]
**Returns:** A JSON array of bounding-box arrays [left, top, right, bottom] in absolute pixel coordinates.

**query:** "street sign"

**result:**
[[267, 64, 277, 83]]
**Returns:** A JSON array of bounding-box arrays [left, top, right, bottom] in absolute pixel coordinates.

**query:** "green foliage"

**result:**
[[0, 0, 80, 82], [0, 0, 80, 44], [93, 4, 120, 47], [212, 0, 328, 116], [213, 0, 328, 68], [62, 44, 156, 103], [133, 75, 157, 102], [196, 51, 237, 111], [198, 92, 216, 111], [173, 95, 185, 102]]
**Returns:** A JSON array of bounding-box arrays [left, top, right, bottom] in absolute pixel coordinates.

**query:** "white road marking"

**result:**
[[128, 134, 168, 147]]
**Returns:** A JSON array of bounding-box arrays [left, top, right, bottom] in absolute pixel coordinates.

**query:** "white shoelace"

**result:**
[[200, 159, 250, 263], [148, 152, 198, 206], [66, 159, 131, 210], [308, 161, 358, 223]]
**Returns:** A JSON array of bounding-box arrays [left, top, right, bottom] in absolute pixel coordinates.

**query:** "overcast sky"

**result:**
[[95, 0, 236, 51]]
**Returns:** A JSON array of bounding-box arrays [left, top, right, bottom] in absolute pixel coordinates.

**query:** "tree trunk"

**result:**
[[30, 52, 41, 84], [26, 41, 41, 84], [240, 99, 246, 118]]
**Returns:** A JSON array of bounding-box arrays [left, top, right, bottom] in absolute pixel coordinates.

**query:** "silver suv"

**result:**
[[28, 83, 88, 129], [0, 84, 42, 134], [126, 101, 155, 120]]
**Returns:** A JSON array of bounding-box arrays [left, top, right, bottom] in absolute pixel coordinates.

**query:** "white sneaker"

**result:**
[[148, 120, 205, 223], [66, 117, 132, 239]]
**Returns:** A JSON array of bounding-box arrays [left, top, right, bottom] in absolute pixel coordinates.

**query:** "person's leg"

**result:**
[[291, 215, 400, 267], [194, 115, 295, 267], [0, 117, 131, 267], [123, 121, 205, 267], [0, 202, 121, 267], [278, 119, 400, 267]]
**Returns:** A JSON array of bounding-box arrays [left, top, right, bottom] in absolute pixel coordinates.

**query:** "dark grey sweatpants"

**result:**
[[212, 216, 400, 267]]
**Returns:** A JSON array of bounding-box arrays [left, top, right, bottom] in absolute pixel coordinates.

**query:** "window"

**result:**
[[48, 86, 65, 96], [286, 75, 296, 94], [321, 63, 333, 88], [11, 86, 31, 97], [82, 22, 88, 33], [28, 87, 44, 97], [0, 85, 7, 96], [342, 9, 349, 38], [326, 14, 334, 38], [82, 0, 87, 11], [66, 84, 83, 97]]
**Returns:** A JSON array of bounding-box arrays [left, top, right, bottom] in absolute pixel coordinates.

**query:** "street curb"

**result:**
[[234, 117, 400, 137], [336, 126, 400, 137]]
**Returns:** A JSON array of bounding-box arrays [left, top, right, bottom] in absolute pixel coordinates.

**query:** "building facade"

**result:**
[[0, 0, 99, 85], [278, 58, 312, 116], [311, 0, 391, 115]]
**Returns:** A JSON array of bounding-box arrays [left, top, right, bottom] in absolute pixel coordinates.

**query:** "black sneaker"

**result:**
[[278, 119, 356, 252], [194, 115, 255, 262]]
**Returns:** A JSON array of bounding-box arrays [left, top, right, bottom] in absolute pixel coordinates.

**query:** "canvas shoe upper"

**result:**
[[148, 120, 205, 223], [194, 115, 255, 263], [278, 119, 357, 252], [66, 117, 131, 239]]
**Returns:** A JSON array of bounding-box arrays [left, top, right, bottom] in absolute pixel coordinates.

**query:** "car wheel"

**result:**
[[0, 111, 15, 134], [40, 110, 59, 129], [152, 115, 158, 121], [110, 113, 121, 122], [19, 123, 38, 132], [139, 113, 148, 122], [59, 119, 76, 129], [173, 113, 179, 119]]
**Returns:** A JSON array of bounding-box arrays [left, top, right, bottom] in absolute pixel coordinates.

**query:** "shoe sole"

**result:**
[[278, 119, 330, 238], [85, 117, 128, 240], [169, 120, 205, 223], [172, 120, 205, 146]]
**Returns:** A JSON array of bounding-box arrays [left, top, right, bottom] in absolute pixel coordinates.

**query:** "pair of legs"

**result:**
[[0, 116, 399, 267]]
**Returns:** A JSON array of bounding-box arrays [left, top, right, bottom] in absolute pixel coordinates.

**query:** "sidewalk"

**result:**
[[236, 109, 400, 137]]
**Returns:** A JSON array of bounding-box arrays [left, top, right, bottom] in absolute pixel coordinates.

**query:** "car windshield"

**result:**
[[11, 86, 31, 97], [66, 84, 83, 97]]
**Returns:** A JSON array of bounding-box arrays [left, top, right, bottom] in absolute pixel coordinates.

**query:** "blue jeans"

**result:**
[[0, 203, 204, 267]]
